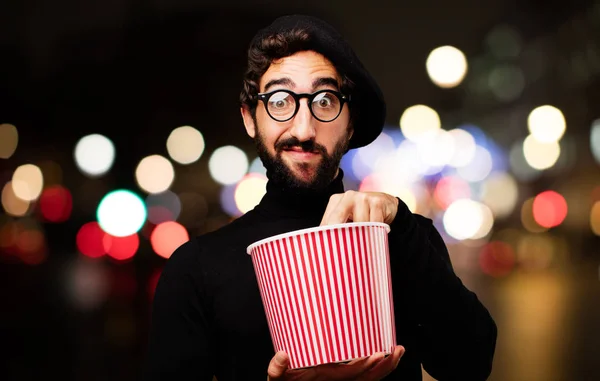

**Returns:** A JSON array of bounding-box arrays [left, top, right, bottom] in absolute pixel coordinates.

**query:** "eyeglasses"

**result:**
[[257, 89, 350, 123]]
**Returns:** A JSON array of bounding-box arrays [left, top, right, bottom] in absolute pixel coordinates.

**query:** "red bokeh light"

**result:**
[[103, 233, 139, 261], [39, 185, 73, 223], [17, 229, 47, 265], [479, 241, 516, 278], [532, 190, 568, 228], [433, 176, 471, 210], [76, 222, 106, 258], [150, 221, 189, 259]]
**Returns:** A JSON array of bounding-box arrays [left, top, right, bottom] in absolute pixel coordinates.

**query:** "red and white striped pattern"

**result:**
[[247, 223, 396, 369]]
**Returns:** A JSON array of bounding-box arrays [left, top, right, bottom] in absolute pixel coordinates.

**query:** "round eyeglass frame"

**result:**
[[257, 89, 350, 123]]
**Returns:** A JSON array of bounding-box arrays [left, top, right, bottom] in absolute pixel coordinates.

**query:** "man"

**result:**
[[144, 15, 497, 381]]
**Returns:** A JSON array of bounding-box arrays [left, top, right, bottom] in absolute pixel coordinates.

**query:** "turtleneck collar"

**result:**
[[254, 169, 346, 219]]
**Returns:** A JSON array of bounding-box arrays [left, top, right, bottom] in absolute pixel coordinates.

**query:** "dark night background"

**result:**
[[1, 1, 600, 380]]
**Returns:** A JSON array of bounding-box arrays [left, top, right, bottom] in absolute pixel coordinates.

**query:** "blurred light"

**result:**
[[220, 184, 242, 217], [76, 222, 106, 258], [1, 181, 30, 216], [479, 241, 516, 278], [135, 155, 175, 194], [425, 45, 468, 88], [591, 119, 600, 164], [443, 199, 494, 240], [591, 202, 600, 236], [150, 221, 189, 259], [39, 185, 73, 223], [103, 233, 139, 261], [38, 160, 63, 186], [74, 134, 116, 177], [527, 105, 566, 143], [65, 257, 109, 311], [433, 176, 471, 210], [533, 190, 567, 228], [488, 65, 525, 102], [12, 164, 44, 201], [248, 157, 267, 176], [485, 24, 522, 59], [209, 145, 248, 185], [146, 191, 181, 225], [481, 172, 519, 219], [17, 228, 47, 265], [353, 132, 396, 180], [0, 123, 18, 159], [521, 198, 548, 233], [235, 173, 267, 214], [523, 135, 560, 170], [97, 190, 147, 237], [456, 145, 493, 182], [417, 129, 455, 168], [359, 173, 417, 212], [447, 128, 476, 167], [517, 234, 554, 270], [166, 125, 205, 164], [509, 140, 541, 181], [0, 221, 19, 251], [399, 105, 441, 143]]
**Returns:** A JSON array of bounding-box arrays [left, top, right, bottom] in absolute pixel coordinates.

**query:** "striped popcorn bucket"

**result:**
[[246, 222, 396, 369]]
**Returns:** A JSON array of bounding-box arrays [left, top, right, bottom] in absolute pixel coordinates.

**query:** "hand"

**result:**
[[267, 345, 405, 381], [320, 191, 399, 226]]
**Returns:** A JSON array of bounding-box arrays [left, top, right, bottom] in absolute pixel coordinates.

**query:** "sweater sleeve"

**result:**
[[389, 199, 497, 380], [143, 239, 215, 381]]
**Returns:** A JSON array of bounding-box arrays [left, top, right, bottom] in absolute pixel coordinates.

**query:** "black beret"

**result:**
[[249, 14, 386, 149]]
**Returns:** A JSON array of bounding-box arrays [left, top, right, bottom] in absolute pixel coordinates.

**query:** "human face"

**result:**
[[241, 51, 353, 189]]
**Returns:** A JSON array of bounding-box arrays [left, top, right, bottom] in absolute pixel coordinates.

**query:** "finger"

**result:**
[[360, 346, 405, 380], [267, 351, 290, 380], [322, 192, 353, 225], [321, 194, 343, 226], [369, 200, 385, 223], [352, 195, 370, 223], [316, 352, 385, 379]]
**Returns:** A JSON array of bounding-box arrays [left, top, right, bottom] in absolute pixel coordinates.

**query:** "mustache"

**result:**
[[275, 137, 327, 155]]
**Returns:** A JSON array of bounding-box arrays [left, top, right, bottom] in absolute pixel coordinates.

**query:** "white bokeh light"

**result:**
[[527, 105, 566, 143], [208, 145, 249, 185], [97, 190, 147, 237], [443, 199, 493, 240], [135, 155, 175, 194], [74, 134, 116, 177], [235, 174, 268, 214], [447, 128, 477, 167], [426, 46, 468, 88], [481, 172, 519, 219], [456, 145, 493, 182], [523, 135, 560, 170], [166, 126, 205, 164], [399, 105, 441, 143], [11, 164, 44, 201]]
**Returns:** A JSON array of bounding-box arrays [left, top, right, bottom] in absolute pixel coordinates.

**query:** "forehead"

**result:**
[[259, 50, 341, 91]]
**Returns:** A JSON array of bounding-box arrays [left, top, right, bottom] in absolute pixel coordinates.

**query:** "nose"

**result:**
[[288, 99, 316, 142]]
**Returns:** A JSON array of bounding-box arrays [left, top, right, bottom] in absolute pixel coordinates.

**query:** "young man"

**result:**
[[144, 15, 497, 381]]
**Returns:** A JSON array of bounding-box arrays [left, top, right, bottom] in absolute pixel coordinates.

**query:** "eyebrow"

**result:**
[[262, 76, 340, 93]]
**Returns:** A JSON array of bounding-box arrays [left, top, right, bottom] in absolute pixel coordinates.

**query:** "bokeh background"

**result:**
[[2, 0, 600, 380]]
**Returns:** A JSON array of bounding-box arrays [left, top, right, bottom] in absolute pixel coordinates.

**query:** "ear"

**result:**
[[240, 106, 256, 138]]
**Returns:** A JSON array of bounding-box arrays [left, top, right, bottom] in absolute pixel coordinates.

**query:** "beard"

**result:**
[[253, 125, 351, 191]]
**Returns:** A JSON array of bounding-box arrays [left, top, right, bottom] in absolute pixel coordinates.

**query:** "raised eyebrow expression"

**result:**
[[262, 77, 340, 93]]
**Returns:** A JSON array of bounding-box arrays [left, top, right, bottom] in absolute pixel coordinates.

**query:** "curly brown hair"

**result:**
[[239, 28, 356, 123]]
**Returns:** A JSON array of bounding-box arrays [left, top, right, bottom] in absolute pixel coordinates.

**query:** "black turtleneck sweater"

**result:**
[[144, 171, 497, 380]]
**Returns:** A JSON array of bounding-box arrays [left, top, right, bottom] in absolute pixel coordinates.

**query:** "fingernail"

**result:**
[[275, 352, 287, 365]]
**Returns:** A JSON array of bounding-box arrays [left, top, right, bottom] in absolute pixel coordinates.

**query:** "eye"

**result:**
[[313, 92, 337, 108], [268, 92, 293, 109]]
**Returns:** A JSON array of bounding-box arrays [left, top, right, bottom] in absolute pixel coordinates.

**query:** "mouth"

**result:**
[[282, 147, 321, 160]]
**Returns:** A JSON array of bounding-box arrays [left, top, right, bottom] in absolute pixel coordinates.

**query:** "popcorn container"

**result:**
[[246, 222, 396, 369]]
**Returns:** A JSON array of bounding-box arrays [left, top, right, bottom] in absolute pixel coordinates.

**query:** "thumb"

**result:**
[[267, 351, 289, 380]]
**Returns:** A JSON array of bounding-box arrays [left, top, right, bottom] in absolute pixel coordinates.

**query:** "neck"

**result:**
[[256, 168, 346, 219]]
